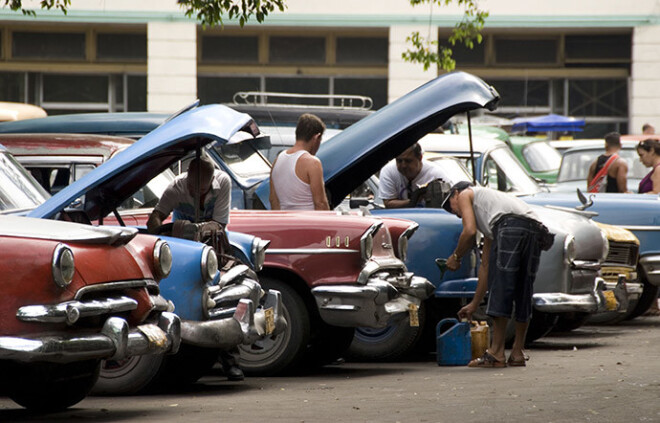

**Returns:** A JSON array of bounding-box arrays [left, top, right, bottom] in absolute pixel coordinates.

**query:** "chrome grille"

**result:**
[[606, 242, 639, 267]]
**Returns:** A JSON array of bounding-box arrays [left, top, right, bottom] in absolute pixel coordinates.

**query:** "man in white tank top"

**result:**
[[442, 181, 552, 369], [270, 113, 330, 210]]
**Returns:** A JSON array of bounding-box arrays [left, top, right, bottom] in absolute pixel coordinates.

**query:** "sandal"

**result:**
[[467, 351, 506, 368], [507, 353, 530, 367]]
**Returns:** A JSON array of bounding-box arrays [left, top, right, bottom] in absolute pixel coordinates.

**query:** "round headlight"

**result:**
[[600, 230, 610, 263], [52, 243, 75, 288], [251, 238, 270, 272], [201, 246, 218, 283], [564, 235, 576, 265], [153, 240, 172, 279]]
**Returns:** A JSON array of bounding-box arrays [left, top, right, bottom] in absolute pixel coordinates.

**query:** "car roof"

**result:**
[[417, 133, 507, 155], [0, 133, 133, 159]]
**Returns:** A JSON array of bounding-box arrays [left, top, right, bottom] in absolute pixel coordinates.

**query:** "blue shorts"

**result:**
[[486, 215, 543, 323]]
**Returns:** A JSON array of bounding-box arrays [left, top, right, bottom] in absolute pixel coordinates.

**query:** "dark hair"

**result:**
[[637, 138, 660, 155], [188, 156, 215, 180], [643, 123, 654, 133], [295, 113, 325, 142], [604, 132, 621, 148], [441, 181, 473, 213]]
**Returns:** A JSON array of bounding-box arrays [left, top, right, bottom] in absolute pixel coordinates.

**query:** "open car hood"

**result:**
[[255, 71, 499, 208], [28, 104, 263, 220]]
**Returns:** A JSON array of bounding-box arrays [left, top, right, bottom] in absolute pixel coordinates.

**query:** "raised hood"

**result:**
[[0, 215, 137, 245], [28, 104, 263, 220], [256, 71, 499, 208]]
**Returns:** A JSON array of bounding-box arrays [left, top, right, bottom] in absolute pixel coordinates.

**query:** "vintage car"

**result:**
[[0, 147, 180, 410], [508, 136, 562, 184], [0, 110, 433, 374], [552, 140, 647, 193], [417, 134, 646, 323], [1, 107, 286, 393]]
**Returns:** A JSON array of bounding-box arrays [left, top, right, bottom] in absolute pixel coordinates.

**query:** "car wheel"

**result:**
[[238, 277, 311, 375], [346, 302, 426, 361], [626, 274, 659, 320], [92, 354, 164, 395], [4, 359, 99, 411], [551, 312, 589, 333]]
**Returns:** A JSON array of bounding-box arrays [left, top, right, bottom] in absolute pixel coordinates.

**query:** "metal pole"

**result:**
[[194, 143, 201, 223], [467, 111, 477, 184]]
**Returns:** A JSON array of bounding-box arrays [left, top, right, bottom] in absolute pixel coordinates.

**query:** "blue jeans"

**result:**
[[486, 215, 543, 323]]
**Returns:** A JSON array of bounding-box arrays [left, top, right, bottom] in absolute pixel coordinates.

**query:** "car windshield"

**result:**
[[473, 147, 542, 194], [522, 141, 562, 172], [558, 147, 648, 182], [426, 155, 475, 183], [0, 152, 49, 212], [212, 142, 271, 181], [119, 170, 174, 210]]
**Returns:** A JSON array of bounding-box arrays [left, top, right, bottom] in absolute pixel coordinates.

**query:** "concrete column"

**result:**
[[388, 25, 438, 104], [630, 25, 660, 134], [147, 22, 197, 113]]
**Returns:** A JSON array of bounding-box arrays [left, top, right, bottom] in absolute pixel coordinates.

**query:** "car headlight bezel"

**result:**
[[563, 235, 576, 265], [251, 237, 270, 272], [360, 222, 383, 262], [398, 222, 419, 262], [153, 239, 172, 279], [52, 243, 75, 288], [201, 245, 218, 283]]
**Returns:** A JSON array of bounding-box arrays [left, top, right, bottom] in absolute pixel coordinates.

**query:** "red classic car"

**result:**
[[2, 130, 433, 375], [0, 150, 179, 411]]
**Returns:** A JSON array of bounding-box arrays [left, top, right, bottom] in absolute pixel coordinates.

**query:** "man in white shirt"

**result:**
[[379, 143, 450, 208]]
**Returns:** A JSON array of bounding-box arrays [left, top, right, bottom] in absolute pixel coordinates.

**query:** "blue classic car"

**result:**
[[417, 134, 647, 323], [5, 105, 286, 393]]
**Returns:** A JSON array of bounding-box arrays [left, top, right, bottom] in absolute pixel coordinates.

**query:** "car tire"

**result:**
[[346, 302, 426, 362], [551, 312, 589, 333], [625, 274, 659, 320], [92, 354, 164, 395], [4, 359, 100, 411], [238, 277, 311, 375]]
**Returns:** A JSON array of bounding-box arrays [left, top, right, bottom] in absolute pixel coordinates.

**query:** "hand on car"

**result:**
[[457, 302, 477, 321]]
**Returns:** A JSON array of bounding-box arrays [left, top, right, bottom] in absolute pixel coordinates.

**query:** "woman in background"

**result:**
[[636, 139, 660, 194]]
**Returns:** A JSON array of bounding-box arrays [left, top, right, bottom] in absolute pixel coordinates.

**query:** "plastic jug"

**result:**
[[470, 321, 490, 360], [436, 318, 471, 366]]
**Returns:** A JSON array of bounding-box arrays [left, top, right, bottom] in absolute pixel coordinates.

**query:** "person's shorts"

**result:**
[[486, 215, 543, 322]]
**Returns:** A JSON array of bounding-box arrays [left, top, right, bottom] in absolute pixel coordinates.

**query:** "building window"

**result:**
[[0, 72, 26, 102], [488, 80, 550, 110], [335, 77, 387, 109], [264, 77, 329, 104], [43, 74, 108, 103], [336, 37, 388, 65], [494, 38, 558, 65], [452, 41, 486, 66], [198, 76, 261, 104], [269, 36, 325, 64], [568, 79, 628, 117], [201, 35, 259, 63], [127, 75, 147, 111], [13, 32, 85, 60], [97, 33, 147, 61], [565, 34, 631, 62]]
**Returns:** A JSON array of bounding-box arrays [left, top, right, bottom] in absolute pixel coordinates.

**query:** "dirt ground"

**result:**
[[2, 316, 660, 423]]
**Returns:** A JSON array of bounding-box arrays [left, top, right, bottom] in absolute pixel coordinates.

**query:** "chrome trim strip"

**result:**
[[74, 280, 151, 300], [17, 296, 138, 324], [622, 225, 660, 231], [266, 248, 358, 254]]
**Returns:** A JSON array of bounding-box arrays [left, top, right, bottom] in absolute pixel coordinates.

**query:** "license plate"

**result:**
[[264, 307, 275, 335], [408, 303, 419, 327], [603, 290, 618, 311], [138, 324, 168, 348]]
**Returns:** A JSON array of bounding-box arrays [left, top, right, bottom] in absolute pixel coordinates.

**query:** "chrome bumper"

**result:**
[[182, 282, 286, 349], [639, 254, 660, 286], [311, 273, 434, 328], [533, 277, 611, 313], [0, 312, 180, 364]]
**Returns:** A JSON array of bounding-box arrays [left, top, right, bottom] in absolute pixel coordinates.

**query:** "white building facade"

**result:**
[[1, 0, 659, 136]]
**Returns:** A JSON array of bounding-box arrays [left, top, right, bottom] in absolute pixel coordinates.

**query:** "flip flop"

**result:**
[[507, 353, 530, 367], [467, 351, 506, 368]]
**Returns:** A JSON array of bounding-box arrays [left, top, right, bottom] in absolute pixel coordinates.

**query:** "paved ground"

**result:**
[[2, 316, 660, 423]]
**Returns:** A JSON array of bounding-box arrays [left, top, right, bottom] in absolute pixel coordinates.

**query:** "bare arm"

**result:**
[[147, 209, 167, 234], [307, 158, 330, 210], [586, 160, 597, 187], [651, 167, 660, 194], [269, 157, 281, 210], [458, 237, 491, 321], [615, 160, 629, 193], [447, 189, 477, 271], [383, 198, 412, 208]]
